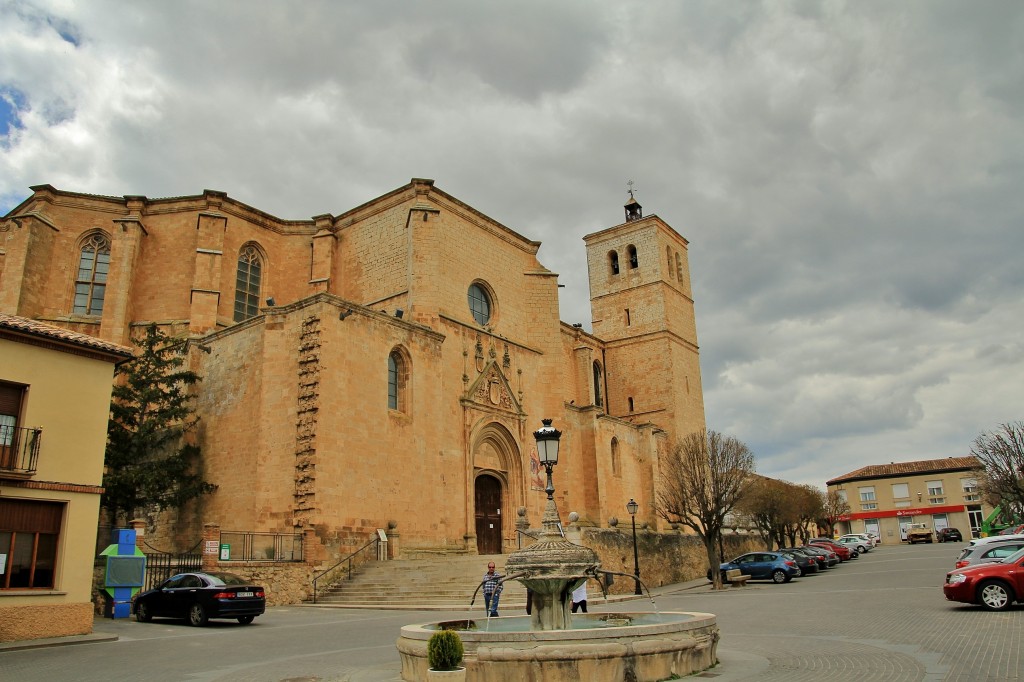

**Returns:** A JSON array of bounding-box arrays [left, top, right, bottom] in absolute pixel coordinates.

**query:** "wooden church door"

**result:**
[[475, 475, 503, 555]]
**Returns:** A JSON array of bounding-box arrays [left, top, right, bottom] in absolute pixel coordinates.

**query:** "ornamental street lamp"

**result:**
[[627, 498, 641, 595], [533, 419, 562, 501]]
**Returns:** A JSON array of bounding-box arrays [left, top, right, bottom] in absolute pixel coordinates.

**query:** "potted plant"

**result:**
[[426, 628, 465, 680]]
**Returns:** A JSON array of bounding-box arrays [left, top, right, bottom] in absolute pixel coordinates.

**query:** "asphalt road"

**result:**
[[2, 542, 1021, 681]]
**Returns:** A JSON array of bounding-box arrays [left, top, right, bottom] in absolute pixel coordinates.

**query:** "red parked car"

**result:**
[[809, 538, 854, 561], [944, 547, 1024, 611]]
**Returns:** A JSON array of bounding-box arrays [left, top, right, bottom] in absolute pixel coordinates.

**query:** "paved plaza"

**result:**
[[2, 542, 1021, 681]]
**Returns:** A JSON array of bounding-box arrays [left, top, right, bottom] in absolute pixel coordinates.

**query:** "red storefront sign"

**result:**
[[836, 504, 966, 521]]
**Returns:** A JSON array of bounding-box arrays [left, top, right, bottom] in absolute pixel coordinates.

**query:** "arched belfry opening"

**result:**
[[470, 421, 523, 555]]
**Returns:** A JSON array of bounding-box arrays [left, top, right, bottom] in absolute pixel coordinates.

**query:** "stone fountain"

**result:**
[[396, 420, 719, 681]]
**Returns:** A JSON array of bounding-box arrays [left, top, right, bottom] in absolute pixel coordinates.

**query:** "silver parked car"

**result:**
[[837, 535, 872, 553], [953, 539, 1024, 569]]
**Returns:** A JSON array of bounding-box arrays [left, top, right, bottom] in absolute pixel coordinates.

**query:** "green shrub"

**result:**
[[427, 629, 464, 671]]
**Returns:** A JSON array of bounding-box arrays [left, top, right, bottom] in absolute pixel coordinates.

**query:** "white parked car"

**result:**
[[837, 535, 871, 553], [968, 533, 1024, 547], [841, 533, 876, 549]]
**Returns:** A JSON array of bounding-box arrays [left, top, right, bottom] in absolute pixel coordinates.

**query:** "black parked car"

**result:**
[[800, 545, 839, 567], [782, 546, 829, 571], [778, 549, 819, 576], [936, 527, 963, 543], [133, 572, 266, 626]]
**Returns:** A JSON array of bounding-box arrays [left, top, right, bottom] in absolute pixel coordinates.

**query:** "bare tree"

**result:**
[[736, 476, 788, 550], [793, 485, 826, 544], [656, 429, 755, 590], [971, 422, 1024, 519], [820, 490, 851, 537]]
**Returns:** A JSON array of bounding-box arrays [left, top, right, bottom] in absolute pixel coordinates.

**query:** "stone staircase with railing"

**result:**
[[310, 553, 530, 610]]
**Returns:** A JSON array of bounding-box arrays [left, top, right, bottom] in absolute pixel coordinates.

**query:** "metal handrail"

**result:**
[[516, 528, 539, 548], [311, 536, 379, 604]]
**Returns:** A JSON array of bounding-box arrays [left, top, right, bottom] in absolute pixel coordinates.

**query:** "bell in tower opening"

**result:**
[[624, 180, 642, 222]]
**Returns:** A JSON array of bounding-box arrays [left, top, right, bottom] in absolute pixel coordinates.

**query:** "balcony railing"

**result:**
[[0, 425, 42, 475]]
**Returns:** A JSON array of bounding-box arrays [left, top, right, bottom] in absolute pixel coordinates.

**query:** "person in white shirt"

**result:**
[[571, 581, 588, 613]]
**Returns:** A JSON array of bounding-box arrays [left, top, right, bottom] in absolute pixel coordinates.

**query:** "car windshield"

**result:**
[[204, 572, 251, 586]]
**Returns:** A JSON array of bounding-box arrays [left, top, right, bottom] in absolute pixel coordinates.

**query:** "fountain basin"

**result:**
[[397, 611, 719, 682]]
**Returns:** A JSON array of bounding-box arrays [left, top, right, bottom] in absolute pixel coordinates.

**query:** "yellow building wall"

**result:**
[[829, 468, 993, 543], [0, 337, 119, 641]]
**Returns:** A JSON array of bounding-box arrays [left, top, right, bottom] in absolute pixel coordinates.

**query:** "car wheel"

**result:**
[[771, 569, 787, 584], [135, 601, 152, 623], [188, 602, 209, 626], [237, 615, 255, 625], [858, 545, 867, 553], [978, 580, 1014, 611], [927, 537, 933, 543]]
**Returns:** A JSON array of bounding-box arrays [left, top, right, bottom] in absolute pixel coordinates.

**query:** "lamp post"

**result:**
[[533, 419, 562, 501], [627, 498, 641, 595]]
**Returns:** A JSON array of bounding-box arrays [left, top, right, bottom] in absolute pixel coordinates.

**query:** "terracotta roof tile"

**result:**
[[827, 456, 980, 485], [0, 313, 134, 359]]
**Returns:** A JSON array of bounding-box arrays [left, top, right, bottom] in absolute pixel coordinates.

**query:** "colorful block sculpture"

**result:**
[[99, 528, 146, 619]]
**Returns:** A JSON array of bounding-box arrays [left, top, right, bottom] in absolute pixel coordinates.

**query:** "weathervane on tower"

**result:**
[[624, 179, 643, 222]]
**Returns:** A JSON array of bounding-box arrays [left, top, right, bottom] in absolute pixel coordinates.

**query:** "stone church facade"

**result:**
[[0, 179, 705, 559]]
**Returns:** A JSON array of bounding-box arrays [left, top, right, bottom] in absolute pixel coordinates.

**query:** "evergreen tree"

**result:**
[[102, 324, 216, 524]]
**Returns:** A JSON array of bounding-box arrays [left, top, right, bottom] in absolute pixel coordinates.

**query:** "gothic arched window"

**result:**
[[233, 244, 263, 322], [73, 232, 111, 315]]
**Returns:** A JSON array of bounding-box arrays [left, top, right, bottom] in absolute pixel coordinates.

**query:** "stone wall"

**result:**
[[92, 558, 315, 613], [568, 525, 763, 595], [207, 561, 315, 606], [0, 602, 94, 642]]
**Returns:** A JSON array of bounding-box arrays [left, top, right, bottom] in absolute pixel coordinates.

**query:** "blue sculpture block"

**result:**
[[99, 528, 146, 619]]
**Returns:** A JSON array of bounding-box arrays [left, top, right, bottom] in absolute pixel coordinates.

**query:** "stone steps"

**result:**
[[312, 555, 529, 609]]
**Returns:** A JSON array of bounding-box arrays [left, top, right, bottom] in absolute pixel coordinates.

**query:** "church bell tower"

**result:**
[[583, 184, 706, 440]]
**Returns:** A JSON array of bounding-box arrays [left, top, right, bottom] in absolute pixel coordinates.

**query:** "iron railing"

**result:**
[[0, 425, 42, 475], [143, 551, 203, 591], [311, 536, 380, 604], [219, 531, 304, 562]]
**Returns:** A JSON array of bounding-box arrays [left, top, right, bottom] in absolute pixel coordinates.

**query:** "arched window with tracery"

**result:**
[[233, 244, 263, 322], [73, 232, 111, 315]]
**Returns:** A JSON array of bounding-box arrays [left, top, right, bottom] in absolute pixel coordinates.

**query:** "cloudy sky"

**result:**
[[3, 1, 1022, 489]]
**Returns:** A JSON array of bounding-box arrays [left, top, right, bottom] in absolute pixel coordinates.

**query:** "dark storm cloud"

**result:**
[[2, 0, 1023, 486]]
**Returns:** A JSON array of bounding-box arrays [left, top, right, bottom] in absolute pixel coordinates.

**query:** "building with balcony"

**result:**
[[827, 457, 993, 543], [0, 313, 132, 642]]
